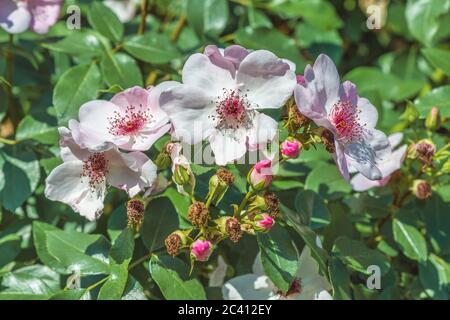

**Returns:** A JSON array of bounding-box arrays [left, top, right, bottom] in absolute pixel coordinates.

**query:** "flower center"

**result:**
[[108, 105, 150, 136], [211, 89, 254, 130], [82, 153, 109, 188], [277, 278, 302, 297], [330, 100, 364, 143]]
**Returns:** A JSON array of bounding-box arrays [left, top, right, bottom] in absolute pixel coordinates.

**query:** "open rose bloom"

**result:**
[[68, 86, 171, 152], [0, 0, 62, 34], [45, 128, 157, 221], [159, 45, 296, 165], [295, 54, 391, 181]]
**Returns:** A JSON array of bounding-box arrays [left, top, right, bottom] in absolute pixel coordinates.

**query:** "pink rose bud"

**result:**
[[191, 239, 213, 262], [249, 159, 273, 190], [254, 214, 275, 232], [281, 139, 301, 159], [296, 74, 306, 86]]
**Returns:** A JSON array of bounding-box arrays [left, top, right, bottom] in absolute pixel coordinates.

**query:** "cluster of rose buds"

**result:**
[[165, 165, 278, 264]]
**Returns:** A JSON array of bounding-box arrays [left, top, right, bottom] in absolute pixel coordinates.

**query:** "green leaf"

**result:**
[[186, 0, 229, 37], [88, 2, 124, 42], [33, 222, 111, 275], [16, 115, 58, 144], [405, 0, 450, 46], [287, 221, 329, 274], [141, 197, 179, 252], [121, 276, 147, 300], [329, 257, 352, 300], [419, 254, 450, 300], [100, 52, 143, 89], [49, 289, 87, 300], [53, 63, 102, 125], [415, 85, 450, 118], [98, 263, 128, 300], [422, 47, 450, 77], [0, 146, 40, 211], [333, 236, 390, 275], [109, 228, 135, 266], [422, 196, 450, 255], [305, 162, 351, 196], [267, 0, 342, 31], [149, 255, 206, 300], [0, 265, 60, 299], [294, 189, 330, 229], [257, 224, 299, 293], [42, 30, 108, 58], [236, 27, 306, 70], [107, 203, 127, 242], [0, 234, 21, 270], [392, 219, 428, 262], [123, 33, 180, 64]]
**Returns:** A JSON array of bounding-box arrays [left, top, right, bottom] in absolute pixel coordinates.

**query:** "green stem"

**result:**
[[0, 136, 18, 145], [86, 275, 111, 292], [129, 252, 152, 270], [138, 0, 149, 35], [235, 191, 253, 219]]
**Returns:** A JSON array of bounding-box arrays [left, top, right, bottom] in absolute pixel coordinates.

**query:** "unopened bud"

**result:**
[[248, 159, 273, 191], [207, 168, 235, 206], [281, 139, 301, 159], [425, 107, 440, 131], [253, 213, 275, 233], [191, 239, 213, 262], [127, 199, 145, 232], [412, 180, 432, 200], [173, 164, 191, 186], [188, 202, 209, 227], [155, 152, 172, 170]]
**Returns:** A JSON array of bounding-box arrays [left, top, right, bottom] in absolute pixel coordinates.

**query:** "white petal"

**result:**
[[0, 1, 31, 34], [345, 129, 391, 180], [106, 149, 156, 197], [357, 97, 378, 129], [378, 144, 407, 177], [222, 274, 275, 300], [248, 113, 278, 151], [182, 53, 235, 98], [236, 50, 296, 109], [74, 100, 119, 150], [388, 132, 403, 149], [160, 83, 216, 144], [209, 256, 228, 287], [45, 161, 105, 221], [312, 54, 341, 113], [103, 0, 137, 23], [350, 173, 380, 192], [209, 129, 248, 165]]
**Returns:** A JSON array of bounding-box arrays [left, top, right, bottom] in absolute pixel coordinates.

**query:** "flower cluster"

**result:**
[[44, 45, 401, 300]]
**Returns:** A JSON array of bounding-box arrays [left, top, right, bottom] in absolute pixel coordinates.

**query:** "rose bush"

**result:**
[[0, 0, 449, 300]]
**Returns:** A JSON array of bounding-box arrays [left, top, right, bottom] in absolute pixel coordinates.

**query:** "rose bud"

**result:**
[[253, 213, 275, 233], [425, 106, 440, 131], [412, 180, 432, 200], [281, 139, 301, 159], [248, 159, 273, 191], [190, 239, 213, 262]]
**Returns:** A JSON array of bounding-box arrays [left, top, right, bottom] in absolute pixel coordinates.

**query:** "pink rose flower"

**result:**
[[281, 139, 301, 159], [191, 239, 213, 262], [254, 214, 275, 232], [249, 159, 273, 189]]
